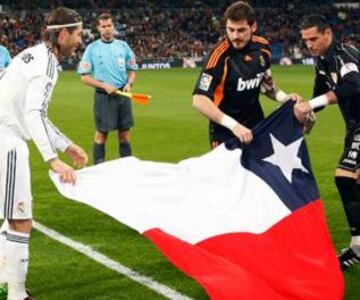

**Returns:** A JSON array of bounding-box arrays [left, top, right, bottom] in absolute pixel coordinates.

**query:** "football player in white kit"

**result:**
[[0, 7, 88, 300]]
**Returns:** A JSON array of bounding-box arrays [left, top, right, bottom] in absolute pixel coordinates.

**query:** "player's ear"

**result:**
[[251, 21, 257, 33], [58, 28, 68, 42], [324, 27, 332, 39]]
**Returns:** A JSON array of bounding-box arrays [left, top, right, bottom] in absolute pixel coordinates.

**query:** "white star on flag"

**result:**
[[263, 134, 309, 183]]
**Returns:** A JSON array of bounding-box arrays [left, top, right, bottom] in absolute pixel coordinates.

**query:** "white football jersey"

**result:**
[[0, 43, 71, 161]]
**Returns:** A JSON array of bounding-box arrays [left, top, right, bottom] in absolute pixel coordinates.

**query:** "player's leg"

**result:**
[[93, 131, 108, 164], [335, 134, 360, 270], [209, 131, 235, 149], [93, 91, 111, 164], [1, 140, 33, 300], [118, 129, 131, 157], [6, 220, 32, 300], [0, 222, 8, 299], [117, 94, 134, 157], [0, 137, 8, 299]]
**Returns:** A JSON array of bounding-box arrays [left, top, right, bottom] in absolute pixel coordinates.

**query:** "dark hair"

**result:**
[[223, 1, 256, 26], [96, 13, 115, 26], [300, 14, 330, 33], [43, 7, 82, 46]]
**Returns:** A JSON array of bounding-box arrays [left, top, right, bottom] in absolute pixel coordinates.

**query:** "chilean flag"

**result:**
[[50, 102, 344, 299]]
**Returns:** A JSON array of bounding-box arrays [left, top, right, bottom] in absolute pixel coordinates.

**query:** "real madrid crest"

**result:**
[[17, 202, 25, 214]]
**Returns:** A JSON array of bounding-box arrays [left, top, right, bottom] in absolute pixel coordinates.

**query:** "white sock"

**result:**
[[0, 221, 8, 234], [5, 229, 29, 300], [0, 221, 8, 284], [350, 235, 360, 256]]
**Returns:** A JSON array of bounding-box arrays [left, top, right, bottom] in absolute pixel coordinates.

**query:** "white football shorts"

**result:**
[[0, 132, 32, 220]]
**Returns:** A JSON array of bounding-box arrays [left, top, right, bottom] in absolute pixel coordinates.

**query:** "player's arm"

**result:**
[[333, 59, 360, 101], [25, 76, 87, 183], [261, 68, 303, 103], [257, 44, 302, 103], [193, 94, 253, 144], [5, 48, 11, 67], [78, 45, 117, 94], [80, 74, 117, 95], [123, 71, 135, 93], [192, 50, 252, 144], [123, 45, 138, 93], [295, 60, 360, 121]]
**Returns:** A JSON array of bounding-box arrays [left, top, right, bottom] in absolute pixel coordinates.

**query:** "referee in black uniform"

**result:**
[[295, 14, 360, 271], [193, 1, 302, 148]]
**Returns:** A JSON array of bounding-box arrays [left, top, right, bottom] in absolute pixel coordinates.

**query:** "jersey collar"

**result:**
[[228, 38, 253, 54], [100, 38, 114, 44], [320, 40, 337, 63], [42, 42, 61, 71]]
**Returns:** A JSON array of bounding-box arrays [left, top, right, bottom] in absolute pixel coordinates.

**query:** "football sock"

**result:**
[[93, 143, 105, 164], [0, 221, 8, 283], [5, 229, 29, 300], [119, 142, 132, 157], [350, 236, 360, 256], [335, 176, 360, 236]]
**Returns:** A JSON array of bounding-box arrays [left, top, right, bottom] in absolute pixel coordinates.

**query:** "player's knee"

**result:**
[[335, 168, 357, 179], [94, 131, 108, 144], [8, 219, 32, 234], [118, 130, 130, 142], [335, 176, 360, 206], [211, 140, 220, 149]]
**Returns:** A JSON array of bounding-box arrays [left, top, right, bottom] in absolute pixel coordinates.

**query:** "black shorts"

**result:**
[[209, 130, 234, 148], [338, 129, 360, 171], [94, 91, 134, 132], [208, 114, 263, 149]]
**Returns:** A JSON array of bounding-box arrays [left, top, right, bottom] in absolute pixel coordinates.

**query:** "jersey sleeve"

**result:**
[[260, 68, 276, 96], [313, 69, 330, 97], [260, 44, 275, 96], [77, 45, 93, 75], [24, 75, 72, 161], [261, 44, 272, 70], [334, 47, 360, 101], [192, 48, 227, 100], [125, 43, 138, 71], [18, 49, 47, 80], [4, 48, 11, 67]]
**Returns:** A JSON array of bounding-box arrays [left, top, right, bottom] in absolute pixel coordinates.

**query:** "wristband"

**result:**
[[309, 95, 329, 110], [220, 115, 238, 130], [275, 90, 288, 102]]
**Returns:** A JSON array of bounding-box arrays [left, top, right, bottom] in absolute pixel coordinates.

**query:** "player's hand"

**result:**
[[356, 169, 360, 184], [232, 124, 253, 144], [294, 102, 312, 124], [286, 93, 303, 103], [65, 144, 88, 168], [123, 83, 132, 93], [49, 158, 77, 185], [103, 83, 117, 95], [302, 111, 316, 135]]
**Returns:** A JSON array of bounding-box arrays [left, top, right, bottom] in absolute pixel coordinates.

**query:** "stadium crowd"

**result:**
[[0, 0, 359, 61]]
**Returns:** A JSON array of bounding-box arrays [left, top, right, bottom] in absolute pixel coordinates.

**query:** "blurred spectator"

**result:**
[[0, 0, 358, 61]]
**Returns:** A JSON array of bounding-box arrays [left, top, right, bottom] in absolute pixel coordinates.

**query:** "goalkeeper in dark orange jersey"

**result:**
[[193, 1, 302, 148]]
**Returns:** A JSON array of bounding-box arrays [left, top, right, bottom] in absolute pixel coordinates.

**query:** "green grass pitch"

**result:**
[[24, 66, 359, 299]]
